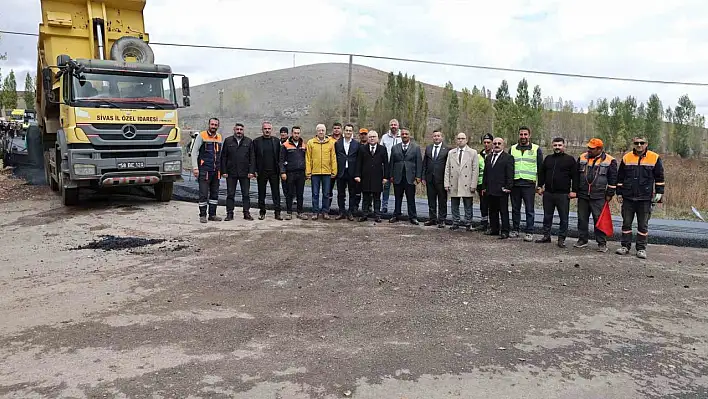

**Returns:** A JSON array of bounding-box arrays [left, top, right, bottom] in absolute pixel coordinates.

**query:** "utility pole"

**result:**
[[218, 89, 224, 115], [346, 54, 353, 122]]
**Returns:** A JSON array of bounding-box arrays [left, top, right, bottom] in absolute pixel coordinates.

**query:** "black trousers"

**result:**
[[487, 194, 510, 234], [362, 191, 381, 217], [281, 179, 289, 205], [426, 181, 447, 223], [478, 184, 488, 225], [286, 170, 306, 214], [542, 192, 570, 238], [328, 176, 337, 210], [198, 170, 220, 217], [257, 170, 281, 213], [337, 169, 357, 215], [577, 197, 606, 245], [393, 182, 417, 219], [354, 180, 363, 214], [226, 176, 251, 215], [511, 185, 536, 233], [620, 199, 652, 251]]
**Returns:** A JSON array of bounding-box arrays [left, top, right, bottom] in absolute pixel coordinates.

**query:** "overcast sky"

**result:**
[[2, 0, 708, 115]]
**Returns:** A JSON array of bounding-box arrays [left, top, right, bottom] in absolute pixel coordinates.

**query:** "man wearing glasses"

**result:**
[[615, 137, 665, 259], [575, 138, 618, 252]]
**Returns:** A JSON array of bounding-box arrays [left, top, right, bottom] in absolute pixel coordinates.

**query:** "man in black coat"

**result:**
[[482, 137, 515, 239], [389, 127, 423, 225], [535, 137, 577, 247], [221, 123, 255, 221], [334, 123, 361, 220], [355, 130, 389, 223], [422, 129, 449, 228], [251, 121, 283, 220], [279, 126, 308, 220]]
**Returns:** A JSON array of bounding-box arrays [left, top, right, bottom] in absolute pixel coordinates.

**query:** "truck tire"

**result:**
[[44, 151, 59, 191], [154, 182, 173, 202], [59, 172, 79, 206], [110, 36, 154, 64]]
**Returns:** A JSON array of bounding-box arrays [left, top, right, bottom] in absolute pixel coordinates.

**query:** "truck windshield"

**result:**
[[72, 72, 176, 109]]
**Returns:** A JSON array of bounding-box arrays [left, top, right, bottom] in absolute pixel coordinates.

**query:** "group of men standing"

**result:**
[[191, 117, 665, 259]]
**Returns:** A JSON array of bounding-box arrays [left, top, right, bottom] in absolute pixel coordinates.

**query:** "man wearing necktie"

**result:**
[[482, 137, 514, 239], [355, 130, 389, 223], [389, 127, 423, 225], [422, 129, 449, 227], [444, 132, 479, 231]]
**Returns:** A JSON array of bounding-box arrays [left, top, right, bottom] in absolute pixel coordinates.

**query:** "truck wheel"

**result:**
[[110, 36, 154, 64], [44, 151, 59, 191], [154, 182, 173, 202], [59, 173, 79, 206]]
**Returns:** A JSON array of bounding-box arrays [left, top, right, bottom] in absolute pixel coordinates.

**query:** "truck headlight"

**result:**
[[73, 164, 96, 175], [163, 161, 181, 172]]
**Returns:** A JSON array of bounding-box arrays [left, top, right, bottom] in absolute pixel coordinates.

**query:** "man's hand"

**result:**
[[222, 173, 229, 178], [481, 189, 486, 196], [605, 195, 613, 202], [421, 179, 426, 185], [470, 187, 476, 193], [248, 173, 255, 179], [354, 177, 361, 183], [502, 188, 511, 194], [281, 173, 287, 181], [382, 179, 388, 184], [445, 186, 450, 192], [569, 192, 577, 199], [331, 175, 336, 179], [415, 178, 421, 185], [536, 187, 544, 196], [192, 168, 198, 178], [616, 195, 623, 204], [652, 193, 663, 203]]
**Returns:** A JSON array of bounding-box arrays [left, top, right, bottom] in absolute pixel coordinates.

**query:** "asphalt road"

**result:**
[[2, 196, 707, 398], [174, 173, 708, 248]]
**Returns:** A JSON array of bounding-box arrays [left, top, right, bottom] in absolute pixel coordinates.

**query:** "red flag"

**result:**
[[595, 201, 614, 237]]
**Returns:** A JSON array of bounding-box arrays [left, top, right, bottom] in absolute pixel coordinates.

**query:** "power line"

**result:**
[[2, 29, 708, 87]]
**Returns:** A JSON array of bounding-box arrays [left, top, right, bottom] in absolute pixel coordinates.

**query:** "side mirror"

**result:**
[[181, 76, 190, 97], [183, 96, 190, 107]]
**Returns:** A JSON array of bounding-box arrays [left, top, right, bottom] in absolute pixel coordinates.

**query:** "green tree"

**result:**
[[1, 70, 18, 109], [413, 82, 428, 143], [23, 72, 35, 110], [672, 94, 695, 158], [493, 80, 515, 142], [644, 94, 663, 151], [593, 98, 611, 146], [529, 84, 544, 143], [515, 78, 530, 127], [445, 82, 460, 143], [468, 92, 494, 138]]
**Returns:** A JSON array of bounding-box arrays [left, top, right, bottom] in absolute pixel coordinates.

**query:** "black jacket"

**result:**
[[220, 135, 254, 177], [538, 152, 577, 194], [335, 138, 360, 178], [482, 151, 514, 196], [251, 135, 281, 174], [279, 137, 306, 173], [355, 143, 389, 193], [422, 143, 450, 185]]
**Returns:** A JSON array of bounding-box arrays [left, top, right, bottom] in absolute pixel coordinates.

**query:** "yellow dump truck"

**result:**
[[35, 0, 191, 205]]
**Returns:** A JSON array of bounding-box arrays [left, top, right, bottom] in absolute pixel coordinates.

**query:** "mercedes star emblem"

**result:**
[[122, 124, 137, 139]]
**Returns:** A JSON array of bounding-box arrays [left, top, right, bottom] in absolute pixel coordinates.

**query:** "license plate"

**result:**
[[117, 161, 145, 169]]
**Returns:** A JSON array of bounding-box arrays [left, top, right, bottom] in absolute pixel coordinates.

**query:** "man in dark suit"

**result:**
[[220, 123, 255, 221], [334, 123, 361, 220], [422, 129, 449, 228], [482, 137, 515, 239], [251, 121, 283, 220], [355, 130, 389, 223], [389, 127, 423, 225]]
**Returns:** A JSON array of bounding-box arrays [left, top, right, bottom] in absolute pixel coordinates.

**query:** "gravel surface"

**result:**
[[1, 191, 707, 398]]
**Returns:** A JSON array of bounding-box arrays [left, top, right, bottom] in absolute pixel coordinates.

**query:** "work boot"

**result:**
[[474, 223, 488, 231], [224, 213, 234, 221], [322, 213, 330, 220], [244, 212, 254, 221], [297, 213, 308, 220], [597, 244, 608, 253], [336, 214, 346, 220], [311, 214, 319, 220], [524, 233, 534, 242], [616, 246, 630, 255], [636, 250, 647, 259], [259, 212, 266, 220], [347, 214, 355, 221], [199, 215, 207, 223], [509, 231, 519, 238], [557, 237, 566, 248], [535, 235, 551, 243], [285, 213, 292, 220], [275, 212, 283, 221], [208, 215, 222, 222], [574, 239, 588, 248]]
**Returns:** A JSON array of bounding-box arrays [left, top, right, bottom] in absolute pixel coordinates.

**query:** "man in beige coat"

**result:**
[[444, 132, 479, 231]]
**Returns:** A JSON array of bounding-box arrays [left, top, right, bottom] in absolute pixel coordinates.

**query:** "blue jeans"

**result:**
[[311, 175, 332, 214]]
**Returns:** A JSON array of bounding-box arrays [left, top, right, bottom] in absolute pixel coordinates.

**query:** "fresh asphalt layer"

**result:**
[[174, 173, 708, 248]]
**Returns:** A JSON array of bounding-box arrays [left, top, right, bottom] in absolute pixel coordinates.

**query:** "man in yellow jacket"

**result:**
[[306, 123, 338, 220]]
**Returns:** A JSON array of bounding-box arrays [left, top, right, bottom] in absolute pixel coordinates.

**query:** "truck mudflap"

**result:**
[[100, 172, 161, 187]]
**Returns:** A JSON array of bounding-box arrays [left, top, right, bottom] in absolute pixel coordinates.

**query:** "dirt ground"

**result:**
[[1, 189, 708, 398]]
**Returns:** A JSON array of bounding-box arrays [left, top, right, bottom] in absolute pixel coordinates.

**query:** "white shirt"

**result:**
[[343, 138, 351, 168]]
